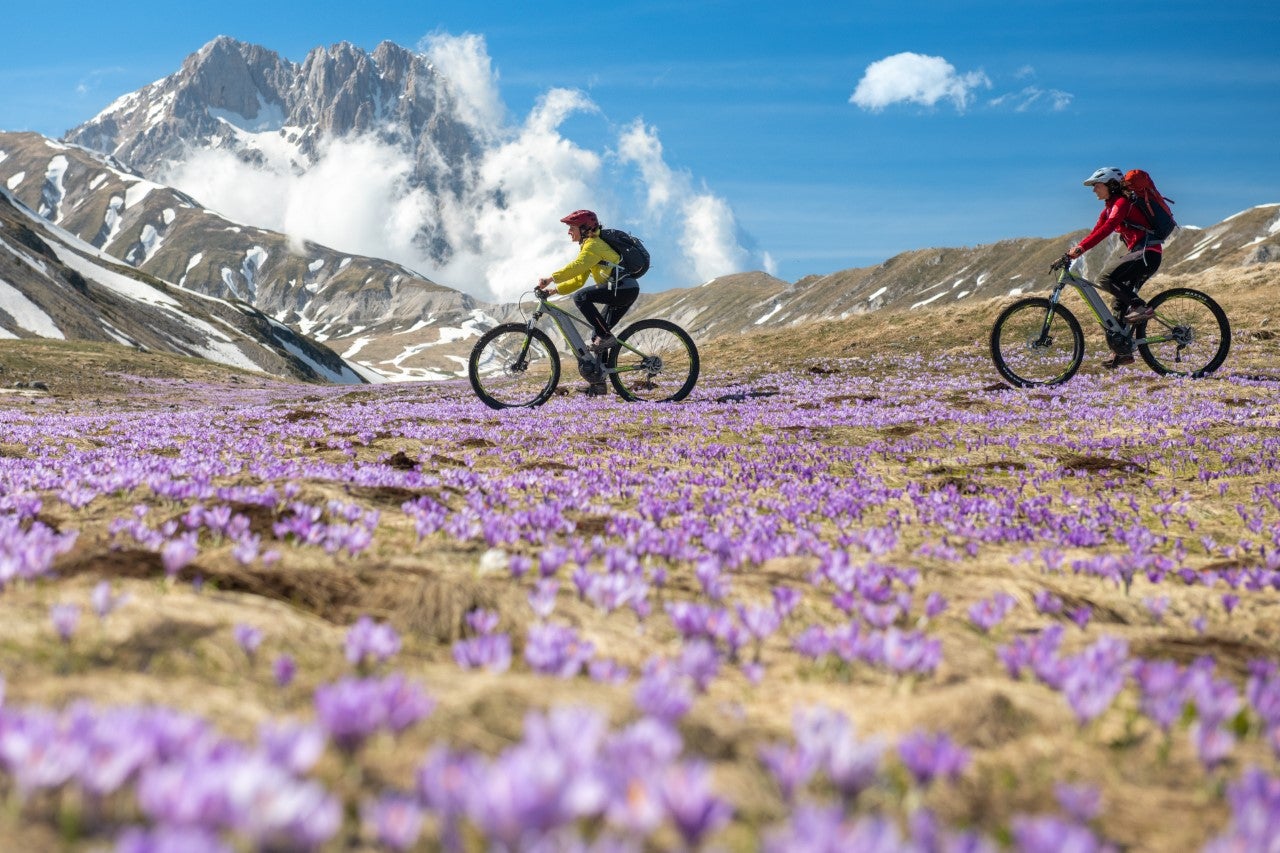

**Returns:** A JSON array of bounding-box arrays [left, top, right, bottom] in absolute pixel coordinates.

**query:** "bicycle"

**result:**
[[989, 254, 1231, 387], [467, 290, 700, 409]]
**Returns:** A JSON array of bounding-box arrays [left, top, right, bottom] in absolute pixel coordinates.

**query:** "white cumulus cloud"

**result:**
[[160, 33, 763, 302], [616, 120, 753, 283], [850, 52, 991, 112]]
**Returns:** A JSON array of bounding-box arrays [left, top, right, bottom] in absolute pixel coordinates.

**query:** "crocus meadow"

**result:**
[[1, 341, 1279, 851]]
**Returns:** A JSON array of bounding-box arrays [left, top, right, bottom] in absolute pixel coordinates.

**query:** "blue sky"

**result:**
[[3, 0, 1279, 287]]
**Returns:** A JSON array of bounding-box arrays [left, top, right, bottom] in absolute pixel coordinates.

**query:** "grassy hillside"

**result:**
[[1, 264, 1278, 851]]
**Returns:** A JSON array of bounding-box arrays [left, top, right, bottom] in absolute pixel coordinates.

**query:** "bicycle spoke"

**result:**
[[609, 319, 699, 402], [1136, 288, 1231, 378], [990, 298, 1084, 387], [468, 325, 560, 409]]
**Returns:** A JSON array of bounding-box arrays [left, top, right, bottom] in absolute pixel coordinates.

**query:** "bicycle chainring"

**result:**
[[576, 358, 604, 382]]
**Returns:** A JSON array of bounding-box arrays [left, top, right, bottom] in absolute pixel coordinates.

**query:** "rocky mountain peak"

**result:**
[[66, 36, 480, 188]]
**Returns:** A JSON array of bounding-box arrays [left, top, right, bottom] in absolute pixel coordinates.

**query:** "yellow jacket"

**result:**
[[549, 236, 621, 295]]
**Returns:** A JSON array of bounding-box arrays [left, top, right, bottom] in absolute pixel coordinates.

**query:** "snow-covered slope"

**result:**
[[0, 187, 363, 383]]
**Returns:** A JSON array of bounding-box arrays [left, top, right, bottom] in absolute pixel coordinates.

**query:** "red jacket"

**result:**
[[1076, 195, 1162, 254]]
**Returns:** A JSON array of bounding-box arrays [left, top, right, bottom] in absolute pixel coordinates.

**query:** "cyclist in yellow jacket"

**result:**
[[536, 210, 640, 355]]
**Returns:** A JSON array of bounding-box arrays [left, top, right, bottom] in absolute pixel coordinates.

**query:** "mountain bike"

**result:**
[[467, 290, 700, 409], [990, 255, 1231, 387]]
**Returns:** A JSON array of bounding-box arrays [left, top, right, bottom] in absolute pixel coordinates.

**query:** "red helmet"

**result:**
[[559, 209, 599, 230]]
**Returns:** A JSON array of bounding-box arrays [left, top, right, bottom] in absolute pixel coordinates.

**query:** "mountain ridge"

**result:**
[[6, 126, 1278, 381], [0, 185, 364, 383], [3, 26, 1279, 385]]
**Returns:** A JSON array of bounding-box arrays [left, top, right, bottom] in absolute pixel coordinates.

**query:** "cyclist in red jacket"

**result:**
[[1067, 167, 1164, 368]]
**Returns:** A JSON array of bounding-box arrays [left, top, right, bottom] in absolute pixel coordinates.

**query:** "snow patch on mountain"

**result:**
[[0, 277, 65, 338], [40, 155, 69, 221], [209, 93, 287, 133]]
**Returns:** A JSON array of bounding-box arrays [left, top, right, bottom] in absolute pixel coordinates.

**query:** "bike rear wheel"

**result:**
[[1135, 288, 1231, 378], [990, 297, 1084, 387], [607, 319, 700, 402], [468, 323, 561, 409]]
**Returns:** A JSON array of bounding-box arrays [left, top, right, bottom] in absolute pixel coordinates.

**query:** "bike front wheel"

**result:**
[[1135, 288, 1231, 378], [468, 324, 561, 409], [608, 319, 700, 403], [990, 297, 1084, 387]]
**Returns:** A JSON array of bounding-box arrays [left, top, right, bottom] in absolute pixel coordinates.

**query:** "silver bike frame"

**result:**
[[530, 298, 597, 362], [1050, 266, 1133, 342], [525, 293, 640, 375]]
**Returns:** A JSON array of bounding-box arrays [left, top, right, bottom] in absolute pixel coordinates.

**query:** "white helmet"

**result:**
[[1083, 167, 1124, 186]]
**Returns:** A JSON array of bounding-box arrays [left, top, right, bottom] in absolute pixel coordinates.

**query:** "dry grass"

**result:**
[[1, 263, 1279, 850]]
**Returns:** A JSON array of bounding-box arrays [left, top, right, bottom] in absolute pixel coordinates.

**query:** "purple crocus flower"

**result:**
[[417, 745, 482, 851], [1060, 636, 1130, 725], [588, 658, 631, 684], [50, 603, 80, 642], [362, 794, 424, 852], [1010, 815, 1111, 853], [1143, 596, 1169, 623], [91, 580, 128, 619], [1133, 659, 1187, 733], [658, 761, 732, 848], [1055, 781, 1102, 822], [273, 655, 297, 688], [233, 623, 262, 660], [524, 622, 594, 678], [772, 585, 801, 619], [453, 632, 513, 673], [763, 803, 851, 853], [633, 661, 694, 723], [257, 719, 327, 775], [968, 592, 1016, 633], [678, 639, 721, 692], [1069, 606, 1093, 631], [344, 616, 402, 668], [1191, 721, 1236, 770], [313, 674, 434, 752], [923, 591, 949, 619], [898, 730, 970, 786], [1204, 767, 1280, 852], [160, 532, 199, 578], [759, 742, 818, 803], [529, 579, 560, 620], [1033, 589, 1064, 615]]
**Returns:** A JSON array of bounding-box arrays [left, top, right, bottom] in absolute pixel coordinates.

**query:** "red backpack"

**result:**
[[1122, 169, 1177, 241]]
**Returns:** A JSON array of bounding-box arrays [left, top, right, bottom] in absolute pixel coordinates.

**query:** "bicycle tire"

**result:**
[[607, 318, 700, 403], [990, 297, 1084, 387], [468, 324, 561, 409], [1135, 288, 1231, 378]]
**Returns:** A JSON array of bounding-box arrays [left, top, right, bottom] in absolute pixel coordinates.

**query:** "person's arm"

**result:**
[[540, 238, 615, 294], [1069, 199, 1130, 257]]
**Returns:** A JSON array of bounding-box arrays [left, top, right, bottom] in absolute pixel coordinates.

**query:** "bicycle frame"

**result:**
[[1047, 266, 1130, 340], [524, 293, 640, 370], [1045, 263, 1196, 354]]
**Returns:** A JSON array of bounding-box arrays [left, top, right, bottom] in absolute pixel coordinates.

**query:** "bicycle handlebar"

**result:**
[[1049, 254, 1071, 272]]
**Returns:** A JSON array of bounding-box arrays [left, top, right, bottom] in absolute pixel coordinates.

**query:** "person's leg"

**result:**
[[1124, 250, 1162, 317], [572, 285, 613, 339], [1099, 250, 1160, 318], [601, 281, 640, 331]]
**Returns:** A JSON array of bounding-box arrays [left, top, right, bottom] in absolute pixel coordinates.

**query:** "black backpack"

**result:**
[[599, 228, 650, 279]]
